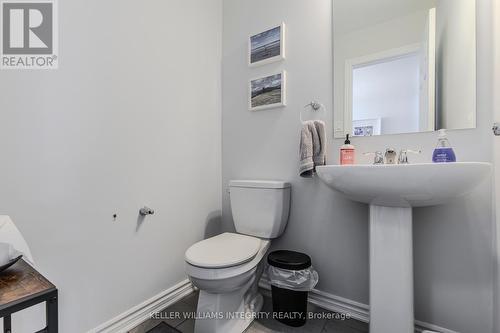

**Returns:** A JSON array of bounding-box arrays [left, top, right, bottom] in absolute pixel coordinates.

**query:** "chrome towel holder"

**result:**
[[300, 101, 325, 123]]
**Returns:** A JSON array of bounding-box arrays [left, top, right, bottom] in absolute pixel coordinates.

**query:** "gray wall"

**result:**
[[492, 2, 500, 331], [222, 0, 495, 332], [0, 0, 222, 332]]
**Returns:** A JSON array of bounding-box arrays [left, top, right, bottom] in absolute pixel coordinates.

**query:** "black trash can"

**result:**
[[267, 250, 313, 327]]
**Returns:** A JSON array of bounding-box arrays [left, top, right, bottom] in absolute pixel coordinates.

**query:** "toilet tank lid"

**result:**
[[229, 180, 291, 189]]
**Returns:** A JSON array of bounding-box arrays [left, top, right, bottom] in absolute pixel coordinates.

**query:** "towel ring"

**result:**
[[300, 101, 325, 123]]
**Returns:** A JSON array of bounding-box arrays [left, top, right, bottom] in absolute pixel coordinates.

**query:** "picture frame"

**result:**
[[352, 118, 382, 137], [249, 23, 286, 67], [249, 71, 287, 111]]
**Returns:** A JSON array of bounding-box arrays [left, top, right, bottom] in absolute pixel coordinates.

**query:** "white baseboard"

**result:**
[[90, 279, 195, 333], [414, 321, 460, 333], [259, 275, 459, 333], [90, 275, 459, 333]]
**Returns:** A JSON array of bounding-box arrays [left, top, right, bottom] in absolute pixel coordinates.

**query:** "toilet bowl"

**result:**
[[185, 180, 291, 333], [185, 233, 270, 333]]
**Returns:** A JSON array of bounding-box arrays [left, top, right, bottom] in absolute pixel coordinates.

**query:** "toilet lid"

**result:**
[[185, 233, 261, 268]]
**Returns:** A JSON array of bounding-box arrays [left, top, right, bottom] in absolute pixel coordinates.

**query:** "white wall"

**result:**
[[0, 0, 222, 332], [436, 0, 477, 130], [222, 0, 495, 332]]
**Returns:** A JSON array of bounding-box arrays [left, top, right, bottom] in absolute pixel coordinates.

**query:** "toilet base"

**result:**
[[194, 275, 263, 333]]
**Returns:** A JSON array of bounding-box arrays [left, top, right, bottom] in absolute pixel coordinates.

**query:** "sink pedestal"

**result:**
[[370, 205, 413, 333], [316, 163, 492, 332]]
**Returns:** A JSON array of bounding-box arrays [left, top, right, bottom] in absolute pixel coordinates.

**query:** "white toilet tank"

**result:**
[[229, 180, 291, 239]]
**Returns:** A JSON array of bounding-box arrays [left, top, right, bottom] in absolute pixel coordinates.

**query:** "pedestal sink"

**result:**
[[316, 162, 491, 333]]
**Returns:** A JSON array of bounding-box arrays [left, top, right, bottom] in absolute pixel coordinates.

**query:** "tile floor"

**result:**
[[129, 290, 369, 333]]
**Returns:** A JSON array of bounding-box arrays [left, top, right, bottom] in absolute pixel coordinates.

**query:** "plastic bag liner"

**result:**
[[268, 265, 319, 292]]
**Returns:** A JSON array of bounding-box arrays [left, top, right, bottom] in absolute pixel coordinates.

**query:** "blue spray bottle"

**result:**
[[432, 129, 456, 163]]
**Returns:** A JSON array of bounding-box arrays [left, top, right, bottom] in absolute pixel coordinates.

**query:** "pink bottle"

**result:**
[[340, 134, 355, 165]]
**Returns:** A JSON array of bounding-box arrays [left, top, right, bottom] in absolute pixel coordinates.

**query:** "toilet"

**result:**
[[185, 180, 291, 333]]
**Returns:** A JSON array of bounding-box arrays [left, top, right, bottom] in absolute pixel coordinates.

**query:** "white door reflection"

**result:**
[[352, 53, 420, 136]]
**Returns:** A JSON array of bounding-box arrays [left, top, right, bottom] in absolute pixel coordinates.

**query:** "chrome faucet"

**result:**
[[365, 148, 422, 165], [398, 149, 422, 164], [384, 148, 397, 164]]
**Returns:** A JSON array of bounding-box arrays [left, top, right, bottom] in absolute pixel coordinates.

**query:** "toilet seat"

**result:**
[[185, 233, 261, 268]]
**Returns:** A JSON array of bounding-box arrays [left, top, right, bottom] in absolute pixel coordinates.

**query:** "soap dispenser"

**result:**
[[432, 129, 456, 163], [340, 134, 355, 165]]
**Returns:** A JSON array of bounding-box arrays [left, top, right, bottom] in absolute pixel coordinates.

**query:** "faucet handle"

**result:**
[[364, 151, 384, 165], [398, 149, 422, 164]]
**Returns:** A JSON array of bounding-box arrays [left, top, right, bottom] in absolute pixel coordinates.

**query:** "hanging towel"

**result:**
[[299, 120, 327, 177], [313, 120, 327, 167], [299, 121, 315, 177]]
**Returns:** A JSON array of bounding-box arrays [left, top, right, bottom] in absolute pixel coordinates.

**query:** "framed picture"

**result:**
[[352, 118, 382, 137], [249, 23, 285, 67], [249, 71, 287, 111]]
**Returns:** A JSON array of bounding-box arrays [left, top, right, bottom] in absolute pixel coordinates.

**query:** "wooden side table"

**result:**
[[0, 260, 58, 333]]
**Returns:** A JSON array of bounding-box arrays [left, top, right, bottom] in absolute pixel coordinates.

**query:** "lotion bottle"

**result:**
[[340, 134, 355, 165]]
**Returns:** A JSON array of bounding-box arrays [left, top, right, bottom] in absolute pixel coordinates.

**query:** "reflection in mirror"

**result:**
[[333, 0, 476, 138]]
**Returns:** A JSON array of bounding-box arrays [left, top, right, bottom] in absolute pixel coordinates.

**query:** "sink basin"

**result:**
[[316, 162, 492, 207], [316, 162, 491, 333]]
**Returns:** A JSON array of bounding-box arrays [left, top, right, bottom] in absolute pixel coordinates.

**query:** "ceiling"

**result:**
[[334, 0, 437, 35]]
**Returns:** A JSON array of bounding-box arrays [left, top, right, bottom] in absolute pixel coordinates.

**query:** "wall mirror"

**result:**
[[333, 0, 476, 138]]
